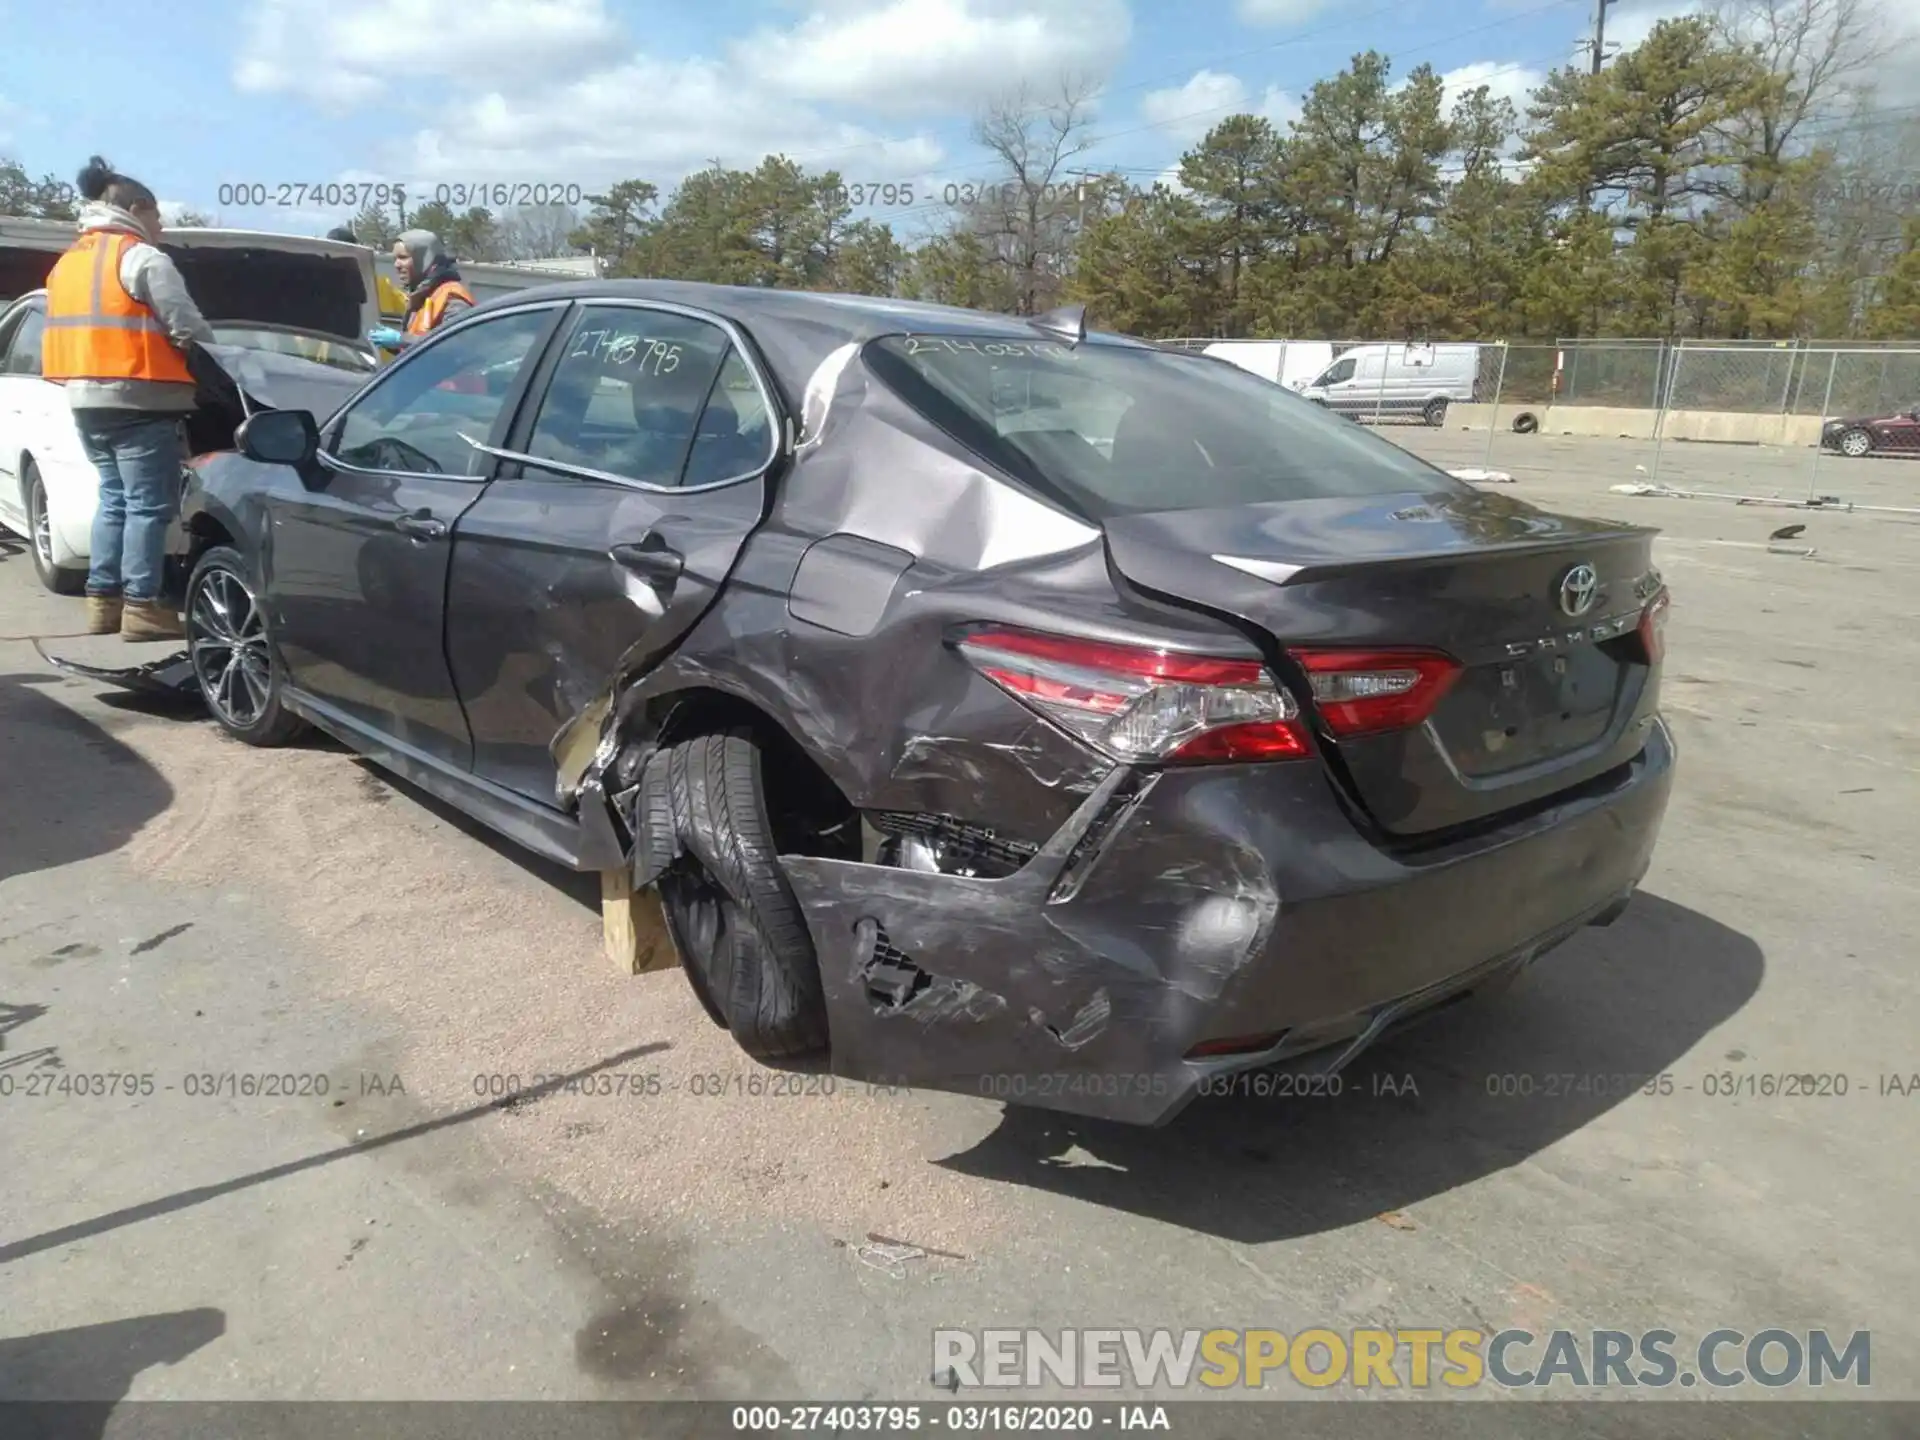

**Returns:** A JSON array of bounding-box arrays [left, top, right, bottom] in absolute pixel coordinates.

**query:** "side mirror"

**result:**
[[238, 409, 319, 467]]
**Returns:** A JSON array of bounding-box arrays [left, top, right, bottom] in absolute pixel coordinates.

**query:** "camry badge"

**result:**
[[1557, 563, 1599, 618]]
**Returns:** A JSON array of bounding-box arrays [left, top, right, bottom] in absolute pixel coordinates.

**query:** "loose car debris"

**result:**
[[834, 1232, 969, 1278], [1609, 481, 1920, 517]]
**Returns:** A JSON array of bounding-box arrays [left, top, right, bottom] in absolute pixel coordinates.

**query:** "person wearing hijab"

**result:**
[[367, 229, 475, 352], [42, 155, 213, 639]]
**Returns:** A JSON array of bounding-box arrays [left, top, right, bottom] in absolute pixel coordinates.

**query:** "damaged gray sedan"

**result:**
[[168, 281, 1675, 1125]]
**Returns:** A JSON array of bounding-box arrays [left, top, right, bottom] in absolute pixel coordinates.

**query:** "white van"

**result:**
[[1293, 342, 1480, 425]]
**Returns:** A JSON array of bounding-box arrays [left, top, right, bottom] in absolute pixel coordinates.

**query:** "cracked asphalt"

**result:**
[[1, 434, 1916, 1427]]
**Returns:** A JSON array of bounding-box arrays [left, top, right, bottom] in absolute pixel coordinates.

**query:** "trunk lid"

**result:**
[[1102, 487, 1666, 836]]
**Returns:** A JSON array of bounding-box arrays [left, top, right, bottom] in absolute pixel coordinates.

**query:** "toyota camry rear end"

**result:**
[[670, 309, 1675, 1126]]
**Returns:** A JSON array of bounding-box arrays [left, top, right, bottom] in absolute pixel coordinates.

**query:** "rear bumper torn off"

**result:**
[[779, 721, 1675, 1125]]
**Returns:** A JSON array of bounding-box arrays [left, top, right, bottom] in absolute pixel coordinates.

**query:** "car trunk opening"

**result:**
[[1102, 489, 1664, 836], [164, 245, 369, 344]]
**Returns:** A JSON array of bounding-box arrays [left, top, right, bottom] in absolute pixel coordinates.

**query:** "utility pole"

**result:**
[[1588, 0, 1615, 75], [1575, 0, 1617, 213]]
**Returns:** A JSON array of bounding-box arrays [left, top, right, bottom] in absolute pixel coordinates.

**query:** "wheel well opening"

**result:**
[[641, 690, 860, 861], [185, 514, 236, 565]]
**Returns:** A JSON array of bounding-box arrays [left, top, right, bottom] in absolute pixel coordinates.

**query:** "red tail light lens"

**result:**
[[1638, 591, 1670, 664], [956, 627, 1309, 764], [1289, 649, 1462, 737]]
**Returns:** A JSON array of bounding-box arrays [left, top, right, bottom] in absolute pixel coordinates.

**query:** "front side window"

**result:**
[[1319, 357, 1356, 386], [525, 306, 772, 486], [866, 334, 1463, 520], [331, 308, 554, 475]]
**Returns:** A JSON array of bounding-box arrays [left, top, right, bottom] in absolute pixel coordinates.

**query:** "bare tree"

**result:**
[[1802, 91, 1920, 328], [1707, 0, 1884, 199], [966, 73, 1102, 314], [494, 203, 587, 260]]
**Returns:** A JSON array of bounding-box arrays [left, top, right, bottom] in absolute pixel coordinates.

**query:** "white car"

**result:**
[[0, 226, 380, 593]]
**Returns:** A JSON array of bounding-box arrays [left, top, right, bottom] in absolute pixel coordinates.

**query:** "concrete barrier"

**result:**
[[1660, 410, 1827, 448], [1447, 403, 1827, 447]]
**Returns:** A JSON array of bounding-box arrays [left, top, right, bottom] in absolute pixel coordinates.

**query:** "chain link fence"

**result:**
[[1149, 334, 1920, 498]]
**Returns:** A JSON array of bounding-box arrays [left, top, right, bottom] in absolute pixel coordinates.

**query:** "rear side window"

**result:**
[[525, 306, 770, 487], [865, 335, 1461, 519]]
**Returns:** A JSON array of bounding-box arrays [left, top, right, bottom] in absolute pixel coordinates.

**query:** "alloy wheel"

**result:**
[[1840, 429, 1871, 458], [30, 479, 52, 569], [188, 566, 274, 728]]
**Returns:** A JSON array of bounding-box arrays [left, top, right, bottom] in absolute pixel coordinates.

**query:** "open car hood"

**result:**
[[191, 340, 367, 422], [161, 228, 379, 345]]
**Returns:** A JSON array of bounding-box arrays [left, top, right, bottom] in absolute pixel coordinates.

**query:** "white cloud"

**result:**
[[1437, 59, 1548, 114], [1601, 0, 1703, 57], [736, 0, 1131, 115], [404, 58, 945, 186], [1142, 71, 1251, 141], [232, 0, 1143, 195], [1235, 0, 1332, 25], [1140, 70, 1300, 148], [234, 0, 624, 110]]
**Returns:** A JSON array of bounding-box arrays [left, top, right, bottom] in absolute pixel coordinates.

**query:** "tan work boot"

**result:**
[[85, 594, 123, 635], [121, 599, 185, 642]]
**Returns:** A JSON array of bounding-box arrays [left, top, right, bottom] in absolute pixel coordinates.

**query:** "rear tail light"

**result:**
[[1638, 590, 1669, 664], [1289, 650, 1462, 737], [956, 627, 1308, 764]]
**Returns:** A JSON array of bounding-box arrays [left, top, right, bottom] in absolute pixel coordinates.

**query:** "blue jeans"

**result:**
[[76, 409, 186, 603]]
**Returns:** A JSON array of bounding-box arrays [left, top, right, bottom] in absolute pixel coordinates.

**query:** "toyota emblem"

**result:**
[[1557, 563, 1599, 617]]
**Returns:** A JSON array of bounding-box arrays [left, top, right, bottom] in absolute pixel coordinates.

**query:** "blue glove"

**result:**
[[368, 326, 404, 348]]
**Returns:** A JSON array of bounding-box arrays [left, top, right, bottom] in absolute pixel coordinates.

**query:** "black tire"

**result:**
[[656, 727, 828, 1060], [184, 545, 308, 746], [1512, 412, 1539, 434], [1838, 427, 1873, 458], [1422, 397, 1449, 427], [25, 461, 86, 595]]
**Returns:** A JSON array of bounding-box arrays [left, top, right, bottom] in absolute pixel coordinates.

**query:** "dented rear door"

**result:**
[[444, 301, 782, 805]]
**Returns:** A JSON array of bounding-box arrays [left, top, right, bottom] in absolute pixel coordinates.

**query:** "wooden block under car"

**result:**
[[600, 868, 679, 975]]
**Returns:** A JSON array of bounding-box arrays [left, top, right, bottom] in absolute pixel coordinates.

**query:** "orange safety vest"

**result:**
[[405, 279, 476, 337], [42, 230, 195, 386]]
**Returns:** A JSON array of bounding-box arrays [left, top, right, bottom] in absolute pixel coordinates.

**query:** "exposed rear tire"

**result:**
[[184, 545, 309, 746], [1422, 398, 1449, 427], [656, 727, 828, 1060], [26, 462, 86, 595]]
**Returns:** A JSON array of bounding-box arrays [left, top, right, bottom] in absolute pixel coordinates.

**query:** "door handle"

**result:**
[[609, 541, 683, 582], [394, 511, 448, 540]]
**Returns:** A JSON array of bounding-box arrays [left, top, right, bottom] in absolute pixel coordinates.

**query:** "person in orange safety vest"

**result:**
[[43, 155, 214, 640], [366, 229, 474, 355]]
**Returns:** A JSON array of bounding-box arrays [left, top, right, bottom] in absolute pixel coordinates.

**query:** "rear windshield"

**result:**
[[866, 335, 1464, 518]]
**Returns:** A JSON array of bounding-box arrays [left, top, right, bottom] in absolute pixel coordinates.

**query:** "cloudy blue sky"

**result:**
[[2, 0, 1914, 241]]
